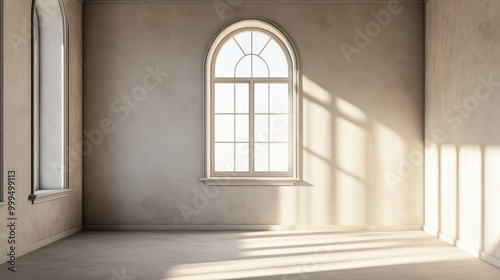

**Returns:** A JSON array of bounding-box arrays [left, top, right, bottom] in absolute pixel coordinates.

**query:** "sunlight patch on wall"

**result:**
[[440, 145, 457, 238], [303, 77, 333, 164], [458, 145, 482, 249], [277, 187, 298, 225], [484, 146, 500, 258], [424, 143, 439, 232], [336, 97, 367, 124], [335, 170, 367, 225], [372, 122, 406, 224], [335, 118, 367, 179], [300, 75, 335, 225], [302, 75, 333, 105]]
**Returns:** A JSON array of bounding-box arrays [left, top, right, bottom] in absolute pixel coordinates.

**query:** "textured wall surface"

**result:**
[[425, 0, 500, 262], [0, 0, 82, 262], [83, 1, 424, 226]]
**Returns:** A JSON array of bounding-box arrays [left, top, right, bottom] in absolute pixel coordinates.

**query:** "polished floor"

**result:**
[[0, 230, 499, 279]]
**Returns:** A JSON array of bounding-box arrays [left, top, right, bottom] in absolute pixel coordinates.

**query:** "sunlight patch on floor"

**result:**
[[163, 231, 472, 280]]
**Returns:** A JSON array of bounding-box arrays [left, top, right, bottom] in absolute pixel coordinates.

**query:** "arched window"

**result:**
[[32, 0, 69, 195], [202, 19, 299, 186]]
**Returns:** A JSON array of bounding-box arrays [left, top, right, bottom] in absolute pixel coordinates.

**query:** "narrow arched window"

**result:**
[[32, 0, 68, 194], [203, 19, 299, 186]]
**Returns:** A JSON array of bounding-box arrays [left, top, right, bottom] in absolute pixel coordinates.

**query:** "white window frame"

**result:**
[[30, 0, 70, 203], [202, 18, 300, 186]]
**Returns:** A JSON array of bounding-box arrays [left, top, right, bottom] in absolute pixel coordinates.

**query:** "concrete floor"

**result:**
[[0, 230, 499, 280]]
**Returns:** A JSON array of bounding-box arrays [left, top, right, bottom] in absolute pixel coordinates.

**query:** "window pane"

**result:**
[[235, 143, 249, 172], [253, 55, 269, 77], [215, 115, 234, 142], [254, 83, 269, 113], [254, 143, 269, 172], [215, 39, 244, 77], [234, 32, 251, 54], [270, 83, 288, 113], [254, 115, 269, 142], [253, 31, 271, 55], [270, 115, 289, 142], [235, 55, 251, 77], [260, 39, 288, 78], [235, 83, 249, 113], [215, 143, 234, 172], [270, 143, 288, 172], [214, 83, 234, 113], [235, 115, 249, 142]]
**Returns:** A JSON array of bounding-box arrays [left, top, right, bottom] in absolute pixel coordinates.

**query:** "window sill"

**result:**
[[201, 177, 300, 186], [30, 189, 72, 204]]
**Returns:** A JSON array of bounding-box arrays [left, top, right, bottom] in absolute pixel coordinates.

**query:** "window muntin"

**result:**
[[205, 19, 299, 183]]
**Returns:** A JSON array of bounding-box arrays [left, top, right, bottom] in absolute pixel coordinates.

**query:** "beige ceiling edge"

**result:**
[[83, 0, 424, 5]]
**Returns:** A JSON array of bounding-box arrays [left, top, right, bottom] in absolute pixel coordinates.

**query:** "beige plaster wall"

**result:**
[[83, 0, 424, 226], [425, 0, 500, 263], [0, 0, 82, 264]]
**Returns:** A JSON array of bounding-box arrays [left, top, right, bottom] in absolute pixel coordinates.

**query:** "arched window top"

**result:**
[[34, 0, 67, 35], [215, 30, 289, 78], [207, 19, 298, 79]]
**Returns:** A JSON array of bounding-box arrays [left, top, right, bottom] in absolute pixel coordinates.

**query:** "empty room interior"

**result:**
[[1, 0, 500, 279]]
